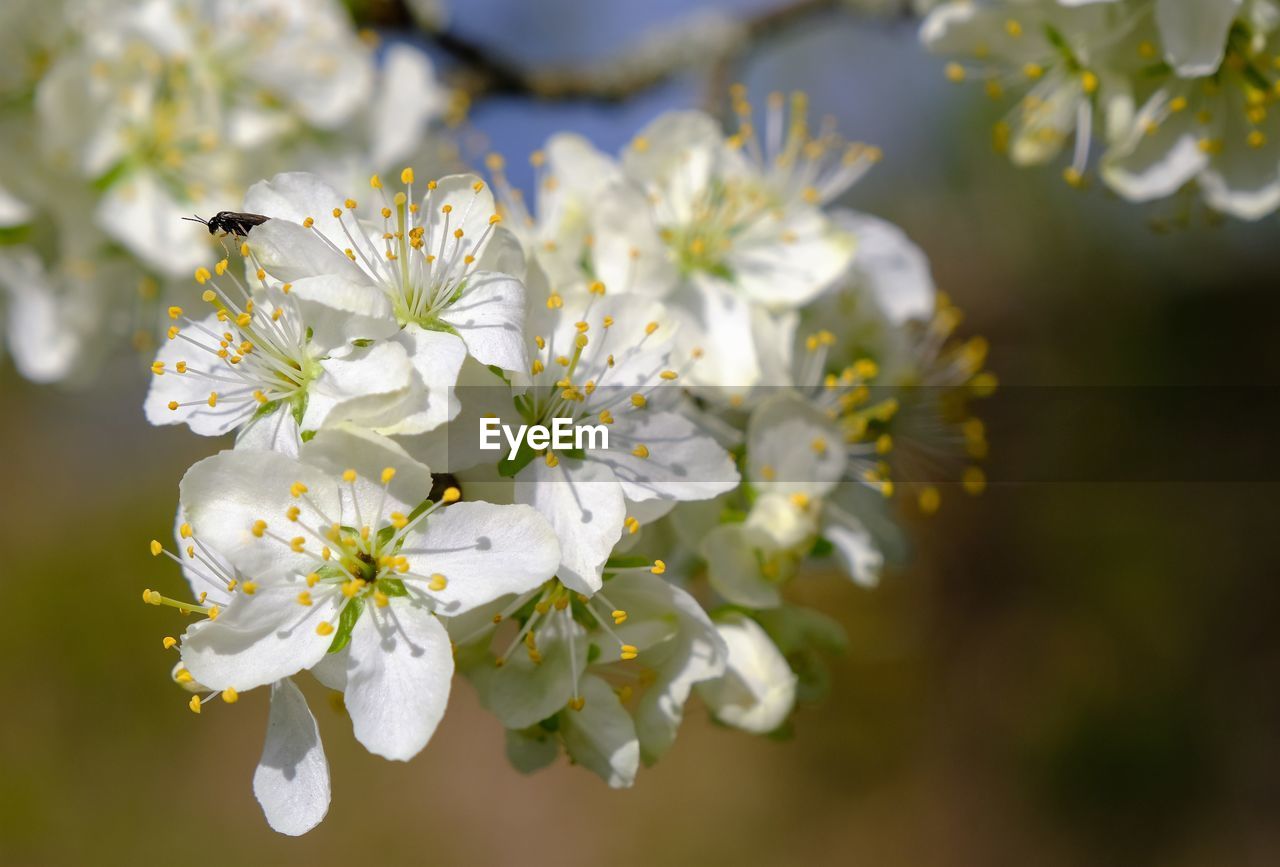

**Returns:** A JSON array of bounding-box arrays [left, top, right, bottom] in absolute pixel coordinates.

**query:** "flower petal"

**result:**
[[299, 425, 433, 519], [598, 410, 739, 503], [696, 613, 796, 735], [254, 678, 331, 836], [180, 449, 341, 578], [438, 271, 528, 371], [180, 580, 340, 691], [560, 674, 640, 788], [336, 600, 453, 761], [1156, 0, 1241, 77], [400, 501, 560, 616], [514, 457, 625, 595], [470, 611, 585, 729]]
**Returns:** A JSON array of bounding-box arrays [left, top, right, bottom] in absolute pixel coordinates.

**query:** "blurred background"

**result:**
[[3, 1, 1280, 864]]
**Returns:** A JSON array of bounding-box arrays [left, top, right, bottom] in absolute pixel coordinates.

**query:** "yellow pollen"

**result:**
[[189, 695, 202, 714], [316, 622, 334, 636], [306, 572, 320, 587], [429, 574, 448, 591], [370, 174, 382, 189], [632, 444, 649, 459], [401, 168, 415, 184], [290, 537, 306, 552], [242, 581, 258, 595], [290, 481, 308, 497], [381, 467, 397, 484], [631, 394, 647, 408], [650, 559, 666, 575], [251, 520, 268, 538], [163, 636, 178, 650], [221, 688, 238, 704], [620, 644, 638, 661], [625, 516, 640, 535], [297, 591, 313, 606], [945, 63, 965, 83], [790, 492, 811, 509], [612, 609, 628, 625], [303, 217, 315, 228], [442, 487, 461, 503], [194, 267, 211, 284], [644, 321, 659, 335], [1081, 71, 1098, 94], [332, 208, 343, 219], [1023, 62, 1044, 80]]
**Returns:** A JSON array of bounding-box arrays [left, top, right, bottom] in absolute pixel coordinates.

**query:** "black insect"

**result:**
[[182, 211, 270, 237]]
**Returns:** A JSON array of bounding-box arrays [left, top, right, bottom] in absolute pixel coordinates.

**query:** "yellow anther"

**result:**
[[650, 559, 666, 575], [303, 217, 315, 228], [811, 437, 827, 455], [1081, 71, 1099, 94], [290, 481, 308, 497], [151, 361, 165, 376], [149, 539, 164, 557], [174, 669, 194, 685], [201, 289, 217, 303], [546, 293, 563, 309], [290, 537, 306, 552], [344, 198, 357, 210], [945, 63, 965, 83], [162, 636, 178, 650], [429, 574, 448, 591], [1004, 18, 1022, 37], [790, 492, 811, 509], [644, 321, 659, 335], [380, 467, 397, 485], [242, 581, 258, 595], [631, 393, 647, 408], [442, 486, 461, 503], [390, 512, 408, 530], [251, 520, 268, 538], [168, 306, 184, 320], [624, 516, 640, 535], [316, 621, 334, 636], [194, 267, 211, 284], [919, 486, 942, 515], [296, 591, 313, 607], [599, 410, 614, 424], [575, 334, 588, 349], [602, 316, 614, 328], [632, 444, 650, 459], [659, 370, 678, 380], [569, 696, 586, 711], [370, 174, 383, 189], [612, 609, 628, 625], [1169, 96, 1188, 113], [1248, 130, 1267, 149], [221, 687, 239, 704], [332, 208, 343, 219], [545, 452, 559, 468], [401, 168, 415, 184], [189, 695, 202, 714], [1063, 167, 1084, 187], [620, 644, 639, 660], [306, 572, 320, 587], [963, 466, 987, 496], [1023, 63, 1044, 80], [371, 590, 388, 608], [876, 434, 893, 454]]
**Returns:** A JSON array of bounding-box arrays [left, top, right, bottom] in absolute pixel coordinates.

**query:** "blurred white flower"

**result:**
[[696, 612, 797, 735]]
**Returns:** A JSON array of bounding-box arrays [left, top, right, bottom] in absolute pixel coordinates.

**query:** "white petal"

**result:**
[[299, 425, 433, 519], [236, 405, 301, 457], [97, 172, 208, 278], [423, 173, 500, 260], [400, 501, 560, 616], [603, 573, 726, 763], [560, 675, 640, 788], [244, 173, 362, 270], [336, 601, 453, 761], [599, 410, 739, 503], [747, 392, 846, 498], [1101, 90, 1206, 202], [247, 217, 367, 286], [144, 312, 254, 436], [303, 341, 421, 433], [368, 44, 444, 169], [470, 611, 584, 729], [180, 580, 340, 691], [830, 210, 936, 324], [382, 325, 466, 435], [180, 450, 341, 578], [702, 523, 782, 609], [254, 678, 331, 836], [287, 274, 397, 351], [672, 273, 761, 390], [727, 206, 854, 308], [514, 457, 625, 595], [696, 613, 796, 735], [1156, 0, 1241, 77], [823, 511, 884, 588], [438, 271, 528, 371], [504, 727, 560, 775]]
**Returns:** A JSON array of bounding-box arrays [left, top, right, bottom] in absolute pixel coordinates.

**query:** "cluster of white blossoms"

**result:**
[[140, 89, 993, 835], [923, 0, 1280, 220], [0, 0, 444, 384]]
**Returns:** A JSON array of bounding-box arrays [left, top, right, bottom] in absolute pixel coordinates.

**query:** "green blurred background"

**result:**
[[3, 1, 1279, 864]]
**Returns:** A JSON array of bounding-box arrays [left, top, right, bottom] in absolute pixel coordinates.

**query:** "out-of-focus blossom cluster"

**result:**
[[0, 0, 445, 383], [923, 0, 1280, 220], [139, 79, 993, 834]]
